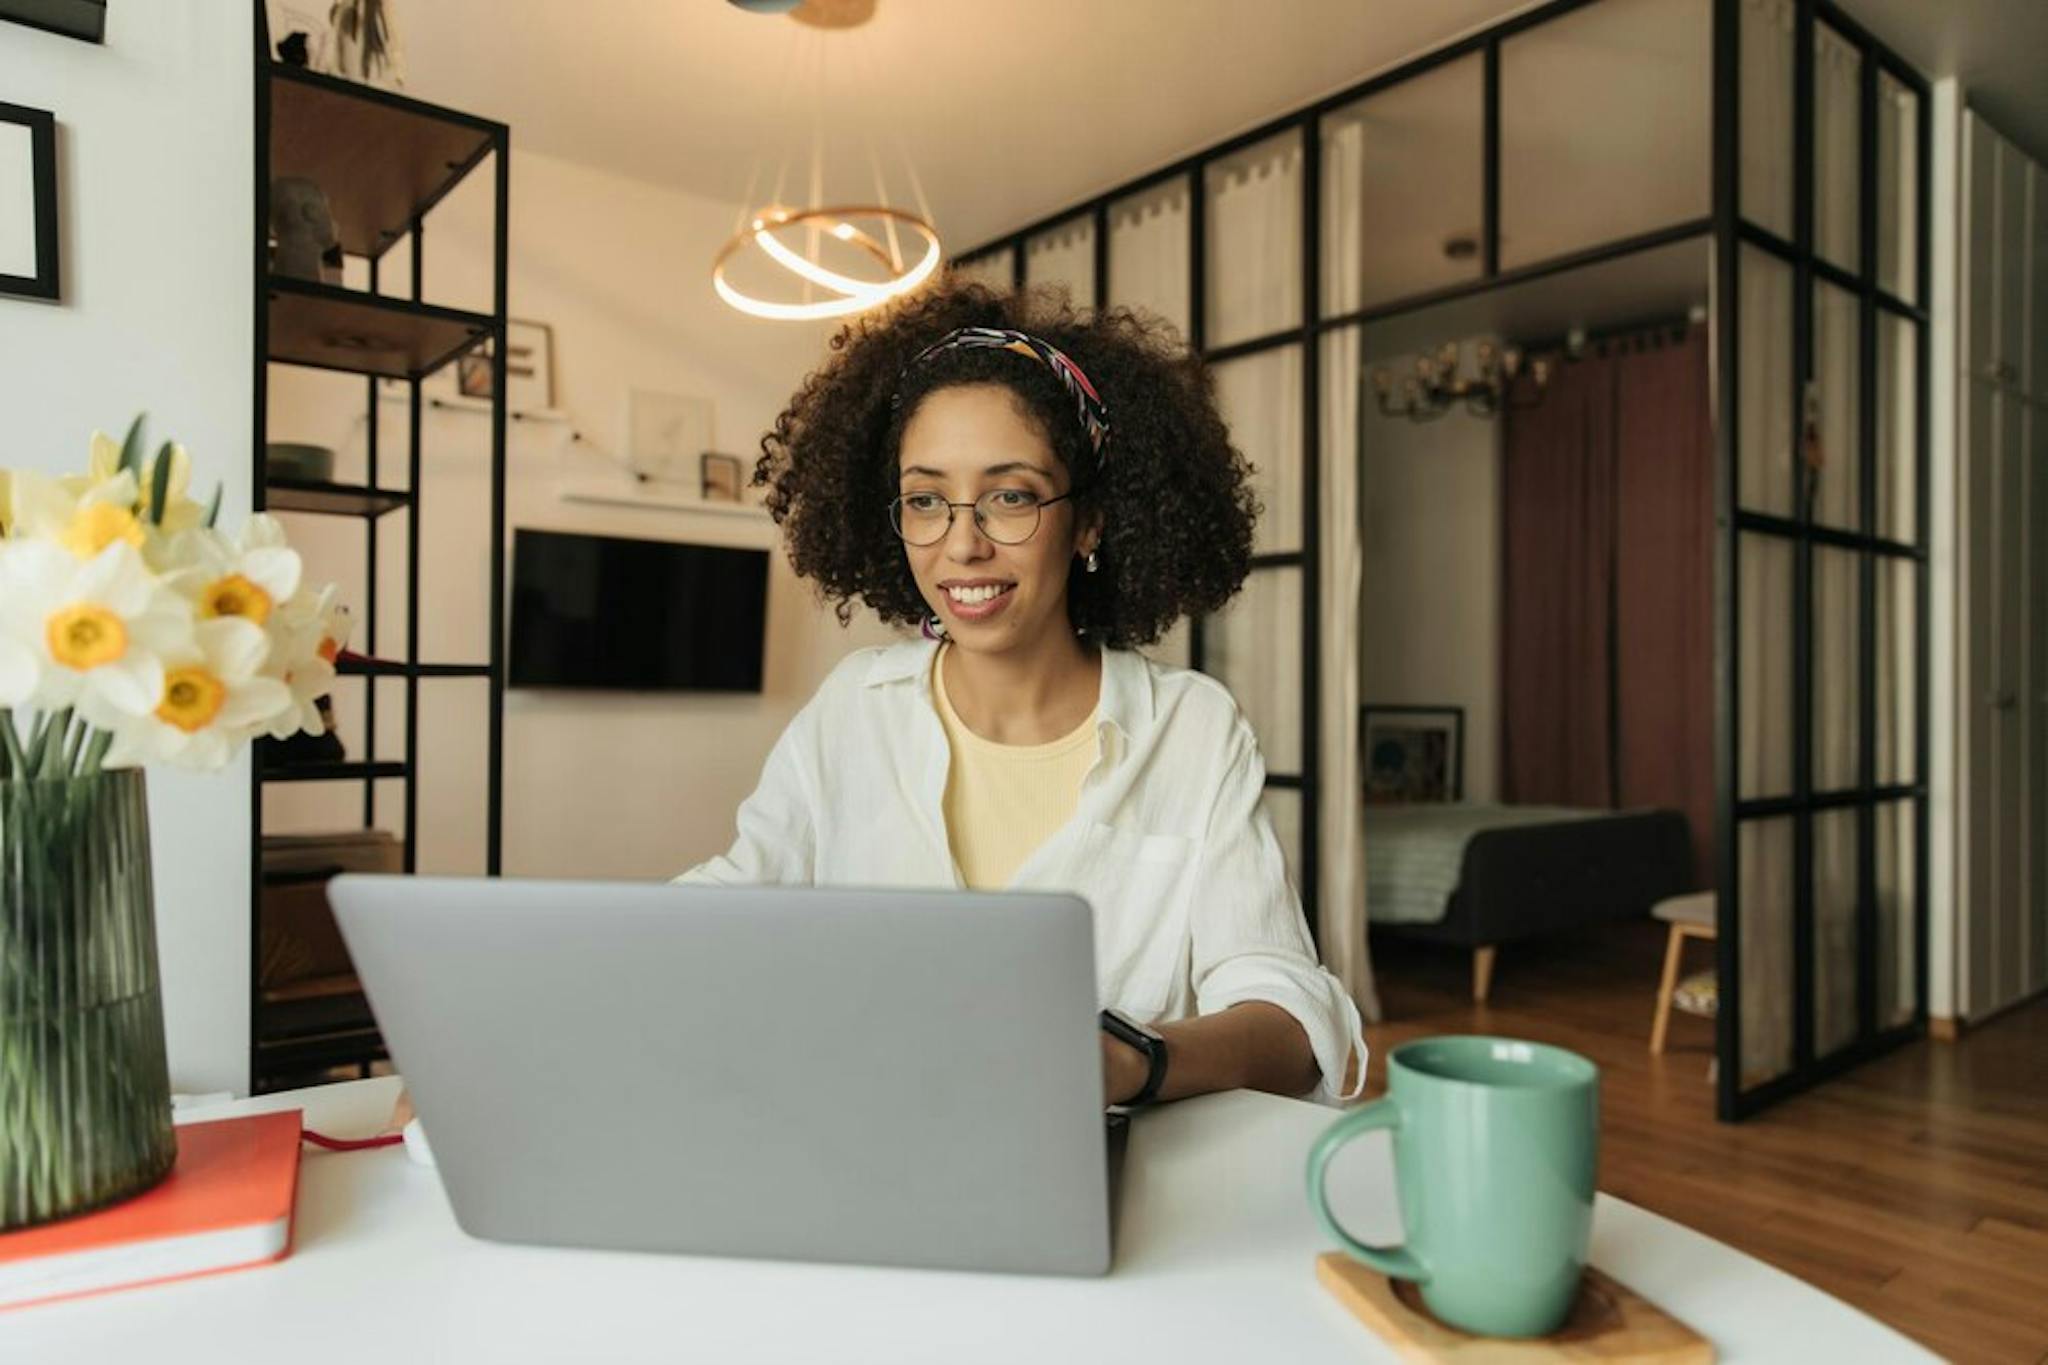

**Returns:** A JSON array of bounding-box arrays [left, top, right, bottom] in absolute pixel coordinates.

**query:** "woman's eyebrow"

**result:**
[[899, 461, 1053, 479]]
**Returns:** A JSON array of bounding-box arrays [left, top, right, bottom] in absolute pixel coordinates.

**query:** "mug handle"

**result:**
[[1305, 1098, 1430, 1284]]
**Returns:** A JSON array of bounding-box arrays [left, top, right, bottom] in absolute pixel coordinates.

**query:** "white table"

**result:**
[[4, 1078, 1934, 1363]]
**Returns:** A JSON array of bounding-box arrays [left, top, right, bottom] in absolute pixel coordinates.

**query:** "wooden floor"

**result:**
[[1362, 923, 2048, 1365]]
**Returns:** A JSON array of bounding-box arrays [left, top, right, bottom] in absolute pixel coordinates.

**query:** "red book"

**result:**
[[0, 1109, 303, 1311]]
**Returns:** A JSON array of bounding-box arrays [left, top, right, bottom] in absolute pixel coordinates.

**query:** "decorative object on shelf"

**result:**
[[451, 318, 554, 409], [714, 0, 940, 321], [1371, 339, 1551, 422], [0, 417, 347, 1231], [268, 177, 339, 284], [700, 453, 744, 504], [626, 389, 715, 487], [0, 101, 59, 303], [263, 441, 336, 482], [456, 352, 491, 400], [1361, 705, 1464, 804], [0, 0, 105, 44], [327, 0, 405, 90]]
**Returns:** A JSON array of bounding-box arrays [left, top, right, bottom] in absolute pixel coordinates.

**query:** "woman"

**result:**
[[676, 278, 1364, 1106]]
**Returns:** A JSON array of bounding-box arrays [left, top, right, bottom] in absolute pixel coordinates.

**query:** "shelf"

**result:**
[[267, 275, 493, 380], [560, 485, 774, 520], [260, 760, 408, 784], [335, 658, 491, 679], [265, 476, 411, 518], [269, 63, 501, 260], [378, 388, 569, 423]]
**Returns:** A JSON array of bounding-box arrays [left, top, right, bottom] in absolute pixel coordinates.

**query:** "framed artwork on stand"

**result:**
[[1361, 705, 1465, 803]]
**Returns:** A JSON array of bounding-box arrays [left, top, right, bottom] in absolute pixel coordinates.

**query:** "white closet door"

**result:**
[[1965, 118, 1999, 382], [2027, 163, 2048, 1000], [1993, 384, 2028, 1014]]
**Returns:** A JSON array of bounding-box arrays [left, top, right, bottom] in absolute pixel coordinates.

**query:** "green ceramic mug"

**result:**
[[1306, 1035, 1600, 1338]]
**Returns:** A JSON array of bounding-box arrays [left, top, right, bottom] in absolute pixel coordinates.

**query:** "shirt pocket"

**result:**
[[1077, 822, 1196, 1018]]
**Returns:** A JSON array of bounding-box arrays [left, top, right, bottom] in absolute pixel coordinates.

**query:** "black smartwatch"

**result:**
[[1099, 1008, 1169, 1107]]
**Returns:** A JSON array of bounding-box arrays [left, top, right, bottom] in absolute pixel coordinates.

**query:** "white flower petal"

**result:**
[[73, 541, 149, 613], [240, 514, 287, 551], [198, 617, 269, 680], [242, 546, 302, 603], [83, 650, 164, 718], [218, 676, 290, 729], [0, 634, 38, 706]]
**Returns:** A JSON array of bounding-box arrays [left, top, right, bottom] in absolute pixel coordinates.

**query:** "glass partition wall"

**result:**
[[1720, 0, 1928, 1114], [955, 0, 1928, 1120]]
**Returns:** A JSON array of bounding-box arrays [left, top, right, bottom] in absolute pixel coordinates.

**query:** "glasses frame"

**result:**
[[887, 488, 1079, 547]]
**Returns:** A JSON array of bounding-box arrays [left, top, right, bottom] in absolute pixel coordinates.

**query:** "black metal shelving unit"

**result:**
[[250, 14, 508, 1093]]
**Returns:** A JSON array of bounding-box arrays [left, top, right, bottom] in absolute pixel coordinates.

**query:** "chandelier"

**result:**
[[715, 0, 941, 322], [1372, 340, 1551, 422]]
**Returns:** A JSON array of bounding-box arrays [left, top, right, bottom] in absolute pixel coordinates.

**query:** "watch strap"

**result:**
[[1099, 1009, 1169, 1106]]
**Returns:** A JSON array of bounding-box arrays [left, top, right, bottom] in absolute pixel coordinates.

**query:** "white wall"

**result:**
[[264, 147, 897, 881], [0, 6, 253, 1094], [1356, 386, 1501, 802]]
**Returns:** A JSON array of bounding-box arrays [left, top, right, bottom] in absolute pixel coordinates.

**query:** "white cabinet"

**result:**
[[1957, 111, 2048, 1021]]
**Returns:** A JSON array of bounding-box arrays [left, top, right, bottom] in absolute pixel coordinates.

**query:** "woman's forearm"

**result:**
[[1125, 1001, 1326, 1103]]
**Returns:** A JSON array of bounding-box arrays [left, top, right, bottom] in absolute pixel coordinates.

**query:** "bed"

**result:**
[[1363, 803, 1695, 1003]]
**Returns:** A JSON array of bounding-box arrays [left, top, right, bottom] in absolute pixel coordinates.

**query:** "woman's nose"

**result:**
[[943, 506, 993, 560]]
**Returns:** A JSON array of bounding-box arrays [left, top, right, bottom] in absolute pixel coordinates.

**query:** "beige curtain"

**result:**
[[1314, 115, 1380, 1021]]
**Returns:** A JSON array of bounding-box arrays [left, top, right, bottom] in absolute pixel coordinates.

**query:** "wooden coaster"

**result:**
[[1316, 1253, 1715, 1363]]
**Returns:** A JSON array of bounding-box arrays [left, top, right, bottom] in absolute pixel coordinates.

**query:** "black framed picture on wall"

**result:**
[[1361, 705, 1465, 804], [0, 0, 105, 44], [0, 101, 59, 302]]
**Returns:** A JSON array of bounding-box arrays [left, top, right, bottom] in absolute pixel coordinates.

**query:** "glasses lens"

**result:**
[[975, 491, 1043, 545], [891, 496, 950, 545]]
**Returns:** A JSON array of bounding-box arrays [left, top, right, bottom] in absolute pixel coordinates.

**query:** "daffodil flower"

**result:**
[[160, 516, 304, 632], [102, 617, 291, 771], [0, 540, 192, 730], [9, 467, 149, 561], [261, 581, 345, 739], [79, 430, 206, 534]]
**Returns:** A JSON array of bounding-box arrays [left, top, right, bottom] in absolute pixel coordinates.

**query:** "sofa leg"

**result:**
[[1473, 946, 1496, 1005]]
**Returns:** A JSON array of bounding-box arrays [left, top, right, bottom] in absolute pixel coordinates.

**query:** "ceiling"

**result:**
[[1842, 0, 2048, 163], [396, 1, 2048, 261], [397, 0, 1549, 251]]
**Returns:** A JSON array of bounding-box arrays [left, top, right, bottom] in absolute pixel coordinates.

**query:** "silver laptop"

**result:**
[[327, 875, 1118, 1275]]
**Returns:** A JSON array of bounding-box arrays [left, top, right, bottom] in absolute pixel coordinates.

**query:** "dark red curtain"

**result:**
[[1614, 326, 1714, 883], [1501, 327, 1714, 884], [1500, 352, 1618, 809]]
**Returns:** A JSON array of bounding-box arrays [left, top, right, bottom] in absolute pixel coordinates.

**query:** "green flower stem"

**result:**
[[0, 712, 19, 785]]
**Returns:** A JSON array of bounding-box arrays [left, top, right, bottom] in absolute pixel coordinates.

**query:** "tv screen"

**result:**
[[509, 529, 769, 692]]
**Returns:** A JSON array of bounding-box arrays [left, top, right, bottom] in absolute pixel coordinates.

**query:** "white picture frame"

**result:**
[[625, 390, 715, 488]]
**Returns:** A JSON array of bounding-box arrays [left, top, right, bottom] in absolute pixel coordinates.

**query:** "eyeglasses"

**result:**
[[887, 488, 1078, 547]]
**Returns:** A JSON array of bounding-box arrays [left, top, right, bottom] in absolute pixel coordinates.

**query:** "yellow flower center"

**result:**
[[156, 666, 227, 734], [201, 573, 273, 625], [47, 605, 129, 671], [59, 503, 146, 559]]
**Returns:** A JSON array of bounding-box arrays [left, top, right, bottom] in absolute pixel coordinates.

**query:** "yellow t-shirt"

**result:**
[[932, 647, 1099, 889]]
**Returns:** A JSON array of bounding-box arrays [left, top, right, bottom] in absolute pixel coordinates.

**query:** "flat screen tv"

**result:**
[[509, 528, 769, 692]]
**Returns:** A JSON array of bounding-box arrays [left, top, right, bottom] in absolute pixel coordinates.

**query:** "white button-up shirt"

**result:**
[[674, 638, 1366, 1103]]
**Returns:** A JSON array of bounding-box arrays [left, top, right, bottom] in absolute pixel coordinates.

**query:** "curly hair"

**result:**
[[754, 276, 1259, 649]]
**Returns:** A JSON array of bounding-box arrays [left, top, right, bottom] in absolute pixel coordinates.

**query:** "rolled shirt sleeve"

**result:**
[[1187, 718, 1368, 1104]]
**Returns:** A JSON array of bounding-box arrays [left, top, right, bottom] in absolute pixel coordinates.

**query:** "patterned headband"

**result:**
[[899, 326, 1111, 458]]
